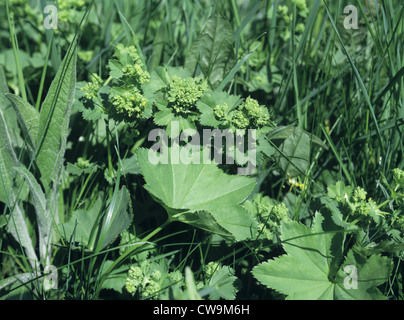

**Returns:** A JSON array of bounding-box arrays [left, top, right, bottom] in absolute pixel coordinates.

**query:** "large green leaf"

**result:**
[[36, 41, 77, 190], [14, 166, 51, 263], [272, 126, 312, 177], [137, 147, 258, 241], [6, 94, 39, 159], [0, 110, 38, 268], [252, 212, 393, 300], [185, 12, 235, 88], [0, 109, 17, 204]]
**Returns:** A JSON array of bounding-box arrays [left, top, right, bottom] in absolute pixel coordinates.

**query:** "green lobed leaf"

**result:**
[[36, 40, 77, 190], [137, 146, 258, 241], [208, 265, 239, 300], [252, 211, 393, 300]]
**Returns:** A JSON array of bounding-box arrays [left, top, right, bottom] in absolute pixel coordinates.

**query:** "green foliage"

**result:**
[[136, 146, 258, 241], [78, 43, 151, 124], [1, 0, 404, 302], [325, 181, 388, 227], [124, 258, 239, 300], [60, 185, 132, 252], [35, 40, 77, 191], [244, 193, 291, 241], [253, 211, 393, 300], [185, 12, 235, 88], [145, 66, 209, 137], [125, 259, 184, 299]]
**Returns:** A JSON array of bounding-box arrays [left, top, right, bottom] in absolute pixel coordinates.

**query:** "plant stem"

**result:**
[[35, 32, 54, 111], [6, 0, 27, 101]]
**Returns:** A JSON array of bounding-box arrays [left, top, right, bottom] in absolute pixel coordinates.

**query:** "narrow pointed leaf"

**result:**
[[0, 109, 17, 204], [0, 109, 38, 268], [36, 41, 77, 190], [6, 93, 39, 157], [96, 186, 132, 252], [14, 166, 52, 263]]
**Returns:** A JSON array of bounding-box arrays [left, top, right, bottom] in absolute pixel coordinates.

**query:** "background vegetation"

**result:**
[[0, 0, 403, 300]]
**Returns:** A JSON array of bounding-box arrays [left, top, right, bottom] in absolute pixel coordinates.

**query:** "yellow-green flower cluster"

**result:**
[[393, 168, 404, 189], [213, 103, 229, 120], [328, 182, 388, 226], [110, 89, 148, 120], [125, 264, 162, 299], [242, 97, 271, 127], [125, 261, 184, 300], [167, 76, 209, 114], [232, 110, 250, 129], [122, 64, 150, 85], [107, 44, 151, 122], [245, 194, 291, 241], [114, 43, 151, 85], [81, 74, 103, 100], [232, 97, 272, 130]]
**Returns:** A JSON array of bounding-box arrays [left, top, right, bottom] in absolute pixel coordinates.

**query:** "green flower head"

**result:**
[[109, 87, 148, 121], [167, 76, 209, 114], [81, 73, 103, 100], [232, 110, 250, 129], [213, 103, 229, 120], [393, 168, 404, 189]]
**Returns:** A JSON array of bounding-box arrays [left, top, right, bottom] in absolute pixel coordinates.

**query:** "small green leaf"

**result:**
[[208, 265, 238, 300]]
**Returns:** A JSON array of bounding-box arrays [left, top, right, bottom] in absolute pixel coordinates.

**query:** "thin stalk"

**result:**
[[35, 32, 54, 111], [5, 0, 27, 101]]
